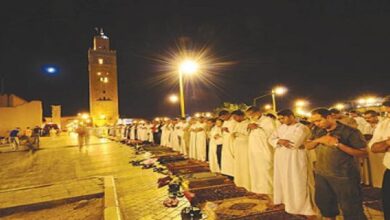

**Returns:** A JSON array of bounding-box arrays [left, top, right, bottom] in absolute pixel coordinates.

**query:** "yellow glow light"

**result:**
[[334, 103, 345, 110], [366, 97, 377, 104], [295, 99, 308, 108], [273, 86, 287, 96], [357, 98, 366, 104], [205, 112, 212, 118], [169, 94, 179, 103], [80, 113, 89, 120], [194, 113, 201, 118], [264, 104, 272, 110], [98, 58, 104, 64], [179, 60, 198, 75]]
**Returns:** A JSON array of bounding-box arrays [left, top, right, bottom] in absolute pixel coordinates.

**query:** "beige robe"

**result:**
[[221, 119, 237, 176], [232, 120, 251, 190], [248, 115, 276, 194], [269, 123, 316, 216]]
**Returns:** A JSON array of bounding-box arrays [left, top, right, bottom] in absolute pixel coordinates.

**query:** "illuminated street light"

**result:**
[[179, 60, 198, 75], [274, 86, 287, 96], [168, 94, 179, 103], [356, 96, 382, 107], [334, 103, 345, 110], [295, 99, 308, 108], [253, 86, 288, 112], [264, 104, 272, 110], [80, 113, 90, 120], [178, 59, 199, 117], [271, 86, 288, 112]]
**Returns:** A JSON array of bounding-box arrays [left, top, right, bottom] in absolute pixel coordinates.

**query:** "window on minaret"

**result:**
[[97, 72, 101, 76], [99, 77, 108, 83], [98, 58, 104, 64]]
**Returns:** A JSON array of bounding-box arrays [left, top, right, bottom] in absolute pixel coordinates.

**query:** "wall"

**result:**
[[0, 101, 43, 136]]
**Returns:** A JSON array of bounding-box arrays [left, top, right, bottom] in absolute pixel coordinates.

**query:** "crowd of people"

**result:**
[[116, 101, 390, 220], [2, 126, 42, 152]]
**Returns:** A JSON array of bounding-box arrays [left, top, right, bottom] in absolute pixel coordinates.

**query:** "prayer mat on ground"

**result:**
[[142, 146, 174, 152], [181, 172, 229, 190], [184, 184, 250, 206], [202, 195, 305, 220], [166, 160, 210, 175], [174, 166, 211, 175], [362, 186, 383, 211], [158, 155, 186, 164]]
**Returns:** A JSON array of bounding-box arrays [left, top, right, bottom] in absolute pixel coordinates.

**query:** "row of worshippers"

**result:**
[[119, 120, 160, 143], [121, 104, 389, 220], [156, 106, 387, 220]]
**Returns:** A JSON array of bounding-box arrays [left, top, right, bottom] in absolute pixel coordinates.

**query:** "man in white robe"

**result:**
[[219, 110, 236, 178], [195, 117, 207, 161], [231, 110, 251, 190], [370, 100, 390, 220], [363, 110, 386, 187], [160, 121, 168, 146], [188, 118, 198, 159], [247, 107, 276, 195], [130, 122, 137, 141], [209, 119, 223, 173], [177, 118, 189, 155], [170, 119, 180, 151], [269, 109, 316, 216]]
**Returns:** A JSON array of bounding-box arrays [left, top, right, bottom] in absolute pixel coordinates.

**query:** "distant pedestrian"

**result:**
[[29, 126, 41, 152], [9, 128, 20, 151]]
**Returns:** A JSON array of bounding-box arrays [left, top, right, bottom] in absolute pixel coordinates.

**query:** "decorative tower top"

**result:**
[[93, 27, 109, 51]]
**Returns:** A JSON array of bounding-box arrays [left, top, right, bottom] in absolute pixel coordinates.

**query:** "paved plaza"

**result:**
[[0, 134, 188, 219]]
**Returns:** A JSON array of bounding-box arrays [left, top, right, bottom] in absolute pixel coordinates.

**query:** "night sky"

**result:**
[[1, 1, 390, 118]]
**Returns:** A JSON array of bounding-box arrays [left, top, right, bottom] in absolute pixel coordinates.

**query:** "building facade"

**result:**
[[0, 94, 42, 136], [88, 29, 119, 126]]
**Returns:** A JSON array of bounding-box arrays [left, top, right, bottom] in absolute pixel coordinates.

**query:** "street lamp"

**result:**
[[264, 104, 272, 110], [168, 94, 179, 103], [334, 103, 346, 110], [295, 99, 308, 108], [253, 86, 287, 112], [178, 59, 199, 117]]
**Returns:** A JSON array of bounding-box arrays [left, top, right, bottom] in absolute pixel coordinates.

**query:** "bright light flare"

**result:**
[[334, 103, 345, 110], [80, 113, 90, 120], [179, 60, 198, 75], [273, 86, 287, 96], [296, 108, 311, 117], [264, 104, 272, 110], [168, 94, 179, 103], [295, 99, 308, 107]]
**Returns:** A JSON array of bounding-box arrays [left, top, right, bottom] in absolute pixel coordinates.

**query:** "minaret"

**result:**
[[88, 28, 119, 126]]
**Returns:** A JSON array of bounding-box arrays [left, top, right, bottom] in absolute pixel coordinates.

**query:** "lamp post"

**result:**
[[178, 60, 198, 117], [253, 86, 287, 112]]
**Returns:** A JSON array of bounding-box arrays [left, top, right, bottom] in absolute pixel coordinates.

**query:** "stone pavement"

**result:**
[[0, 134, 384, 220], [0, 134, 187, 219], [0, 177, 103, 216]]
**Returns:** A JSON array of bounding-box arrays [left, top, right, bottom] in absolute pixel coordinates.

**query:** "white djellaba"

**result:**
[[232, 119, 251, 190], [268, 122, 316, 216], [220, 119, 237, 177], [208, 125, 223, 173], [248, 115, 276, 195]]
